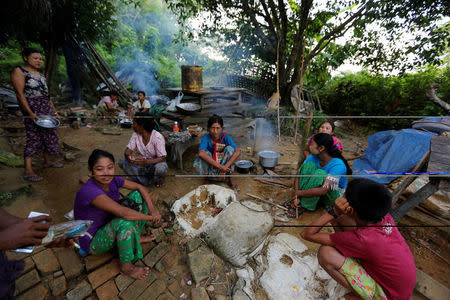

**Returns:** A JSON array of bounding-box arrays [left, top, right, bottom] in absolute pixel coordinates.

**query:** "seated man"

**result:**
[[301, 178, 416, 300], [127, 91, 151, 116], [96, 90, 121, 118], [193, 115, 241, 191], [119, 112, 168, 187]]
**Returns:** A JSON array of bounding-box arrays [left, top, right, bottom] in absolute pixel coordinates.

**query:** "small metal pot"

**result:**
[[235, 160, 254, 174], [258, 150, 280, 168]]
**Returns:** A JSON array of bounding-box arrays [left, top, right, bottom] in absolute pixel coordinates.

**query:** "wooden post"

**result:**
[[293, 42, 306, 144], [276, 38, 281, 143], [391, 179, 440, 222]]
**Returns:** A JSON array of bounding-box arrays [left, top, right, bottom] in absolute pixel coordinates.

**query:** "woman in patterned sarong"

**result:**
[[74, 149, 161, 279], [10, 48, 62, 182], [193, 115, 241, 191]]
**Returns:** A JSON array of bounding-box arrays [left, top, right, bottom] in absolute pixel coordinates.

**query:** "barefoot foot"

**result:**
[[138, 234, 156, 243], [121, 262, 150, 279]]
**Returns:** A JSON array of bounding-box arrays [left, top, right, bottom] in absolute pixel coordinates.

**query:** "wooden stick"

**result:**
[[293, 42, 306, 144], [276, 38, 281, 143], [246, 193, 288, 211], [254, 177, 291, 188], [296, 196, 299, 218]]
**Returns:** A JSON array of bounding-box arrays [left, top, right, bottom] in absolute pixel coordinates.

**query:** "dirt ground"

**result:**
[[0, 116, 448, 295]]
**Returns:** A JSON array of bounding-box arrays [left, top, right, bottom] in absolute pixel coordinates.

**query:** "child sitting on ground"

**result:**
[[304, 120, 343, 157], [301, 178, 416, 300]]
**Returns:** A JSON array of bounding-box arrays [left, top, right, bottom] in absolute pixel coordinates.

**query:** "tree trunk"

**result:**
[[44, 41, 58, 93], [62, 44, 83, 106]]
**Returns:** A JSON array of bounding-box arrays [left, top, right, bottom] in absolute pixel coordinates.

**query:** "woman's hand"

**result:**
[[334, 197, 351, 216], [29, 112, 38, 121], [0, 215, 51, 250], [218, 164, 231, 173], [150, 211, 161, 224]]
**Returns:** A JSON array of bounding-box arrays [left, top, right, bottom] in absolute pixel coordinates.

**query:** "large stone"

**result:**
[[114, 274, 135, 291], [154, 253, 177, 273], [15, 269, 40, 296], [137, 279, 166, 300], [96, 279, 119, 300], [151, 228, 166, 243], [22, 257, 35, 274], [119, 271, 156, 300], [167, 279, 182, 298], [88, 259, 120, 289], [186, 238, 202, 252], [191, 287, 210, 300], [32, 248, 60, 276], [16, 283, 49, 300], [85, 253, 114, 272], [215, 295, 230, 300], [143, 242, 170, 267], [188, 246, 215, 283], [53, 248, 84, 279], [157, 293, 176, 300], [49, 275, 67, 296], [205, 201, 273, 266], [66, 280, 93, 300]]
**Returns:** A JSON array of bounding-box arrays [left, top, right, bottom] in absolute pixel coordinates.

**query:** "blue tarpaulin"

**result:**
[[353, 129, 436, 184]]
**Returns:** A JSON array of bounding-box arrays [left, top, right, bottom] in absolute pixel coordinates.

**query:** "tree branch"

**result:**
[[426, 83, 450, 112], [242, 0, 275, 53]]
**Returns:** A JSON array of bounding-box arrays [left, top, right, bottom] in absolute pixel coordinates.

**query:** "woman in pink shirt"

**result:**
[[119, 112, 168, 187], [302, 179, 416, 300]]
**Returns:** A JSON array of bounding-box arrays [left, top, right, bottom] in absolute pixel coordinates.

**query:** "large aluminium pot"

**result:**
[[258, 150, 280, 168]]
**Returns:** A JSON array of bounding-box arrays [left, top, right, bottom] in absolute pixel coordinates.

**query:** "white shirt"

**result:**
[[132, 99, 151, 110]]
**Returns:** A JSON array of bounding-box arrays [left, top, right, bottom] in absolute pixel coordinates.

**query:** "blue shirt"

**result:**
[[305, 155, 348, 190], [199, 132, 237, 153]]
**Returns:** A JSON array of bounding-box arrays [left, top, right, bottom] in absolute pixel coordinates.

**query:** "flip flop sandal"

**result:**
[[44, 162, 63, 168], [155, 178, 165, 188], [285, 207, 305, 219], [22, 175, 43, 182]]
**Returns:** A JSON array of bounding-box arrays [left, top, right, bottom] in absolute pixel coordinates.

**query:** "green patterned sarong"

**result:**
[[89, 190, 148, 264], [298, 161, 340, 211]]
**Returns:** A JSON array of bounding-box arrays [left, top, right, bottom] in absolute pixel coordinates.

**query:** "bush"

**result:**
[[320, 68, 449, 131]]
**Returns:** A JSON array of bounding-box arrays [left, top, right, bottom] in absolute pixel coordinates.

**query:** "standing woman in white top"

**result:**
[[119, 112, 168, 187], [127, 91, 151, 116]]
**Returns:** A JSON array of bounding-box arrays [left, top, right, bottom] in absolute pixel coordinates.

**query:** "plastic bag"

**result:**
[[166, 91, 184, 112]]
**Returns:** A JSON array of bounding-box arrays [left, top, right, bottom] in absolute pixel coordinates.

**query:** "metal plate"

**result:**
[[34, 115, 60, 128], [176, 103, 202, 113], [211, 86, 224, 90]]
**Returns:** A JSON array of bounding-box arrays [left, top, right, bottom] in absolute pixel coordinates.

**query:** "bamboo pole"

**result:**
[[246, 193, 289, 211], [276, 38, 281, 142], [293, 42, 307, 145]]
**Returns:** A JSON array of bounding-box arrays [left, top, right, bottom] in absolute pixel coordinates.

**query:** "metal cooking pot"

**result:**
[[235, 160, 254, 174], [258, 150, 280, 168], [176, 103, 202, 114]]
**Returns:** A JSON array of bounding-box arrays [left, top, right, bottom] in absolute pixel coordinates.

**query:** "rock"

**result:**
[[96, 279, 119, 300], [32, 248, 60, 276], [53, 248, 84, 279], [232, 290, 251, 300], [206, 285, 214, 292], [16, 283, 49, 300], [22, 257, 35, 274], [138, 279, 166, 300], [87, 259, 120, 289], [66, 280, 93, 300], [141, 241, 157, 256], [167, 279, 182, 298], [15, 269, 40, 296], [191, 287, 210, 300], [205, 201, 273, 266], [119, 271, 156, 300], [53, 270, 64, 277], [154, 253, 177, 273], [64, 152, 79, 161], [49, 275, 67, 296], [214, 295, 230, 300], [143, 242, 170, 267], [188, 246, 215, 283], [115, 274, 135, 292], [151, 228, 166, 243], [157, 293, 177, 300], [84, 253, 114, 272], [186, 238, 202, 252]]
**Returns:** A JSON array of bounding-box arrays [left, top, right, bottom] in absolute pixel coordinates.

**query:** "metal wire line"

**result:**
[[85, 173, 450, 178]]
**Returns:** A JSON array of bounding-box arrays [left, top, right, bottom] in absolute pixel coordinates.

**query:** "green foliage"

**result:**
[[320, 67, 450, 131]]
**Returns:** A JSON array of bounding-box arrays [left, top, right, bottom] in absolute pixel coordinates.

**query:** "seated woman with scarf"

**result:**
[[285, 133, 352, 218], [193, 115, 241, 191], [74, 149, 161, 279]]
